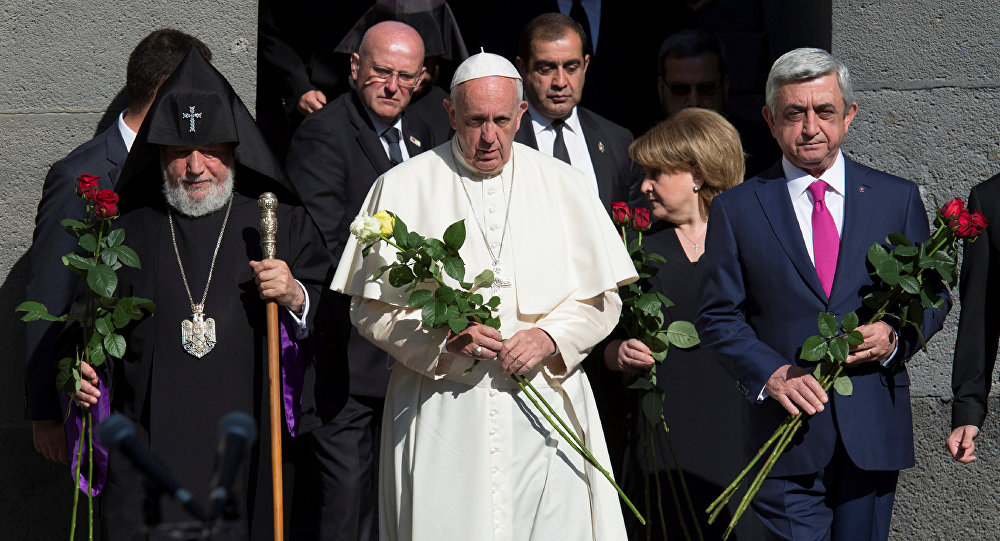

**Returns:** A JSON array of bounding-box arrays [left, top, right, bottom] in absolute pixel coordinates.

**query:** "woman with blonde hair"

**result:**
[[603, 107, 753, 539]]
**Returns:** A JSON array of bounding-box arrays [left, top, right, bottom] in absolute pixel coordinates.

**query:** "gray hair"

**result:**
[[765, 48, 854, 114], [449, 77, 524, 111]]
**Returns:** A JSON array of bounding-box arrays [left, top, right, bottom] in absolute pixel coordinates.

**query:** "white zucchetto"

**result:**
[[449, 50, 521, 89]]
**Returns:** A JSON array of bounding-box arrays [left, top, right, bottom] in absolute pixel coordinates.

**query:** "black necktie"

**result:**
[[551, 118, 571, 164], [570, 0, 595, 57], [382, 127, 403, 166]]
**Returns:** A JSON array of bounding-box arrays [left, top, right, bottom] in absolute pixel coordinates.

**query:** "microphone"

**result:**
[[208, 412, 258, 520], [97, 413, 208, 521]]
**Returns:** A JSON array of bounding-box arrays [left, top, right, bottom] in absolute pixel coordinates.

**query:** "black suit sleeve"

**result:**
[[24, 160, 87, 420], [284, 204, 334, 331], [285, 113, 351, 263], [951, 183, 1000, 429]]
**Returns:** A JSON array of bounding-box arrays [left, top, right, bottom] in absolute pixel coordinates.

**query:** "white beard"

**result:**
[[162, 166, 235, 217]]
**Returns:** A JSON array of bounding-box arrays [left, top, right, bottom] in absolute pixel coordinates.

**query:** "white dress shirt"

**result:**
[[366, 111, 411, 162], [783, 152, 846, 264], [528, 104, 599, 194]]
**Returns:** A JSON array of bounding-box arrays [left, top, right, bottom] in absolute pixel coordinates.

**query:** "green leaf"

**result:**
[[665, 320, 700, 348], [898, 275, 920, 294], [435, 285, 457, 304], [443, 256, 465, 282], [920, 287, 944, 310], [646, 252, 667, 264], [473, 269, 495, 289], [641, 392, 664, 424], [876, 259, 902, 286], [408, 289, 433, 308], [628, 377, 655, 391], [115, 245, 141, 269], [422, 238, 448, 260], [483, 316, 501, 329], [817, 312, 839, 338], [55, 357, 78, 393], [867, 243, 891, 268], [101, 248, 119, 267], [486, 296, 501, 309], [470, 293, 483, 305], [421, 299, 449, 328], [847, 330, 865, 346], [651, 348, 668, 362], [635, 293, 662, 316], [646, 333, 669, 353], [111, 300, 133, 328], [95, 315, 112, 336], [89, 342, 107, 366], [800, 335, 828, 362], [655, 292, 675, 309], [886, 233, 912, 247], [79, 234, 98, 253], [841, 311, 859, 333], [391, 216, 409, 245], [829, 336, 849, 362], [894, 245, 918, 257], [387, 266, 416, 288], [107, 228, 125, 247], [407, 232, 425, 250], [443, 220, 466, 250], [833, 375, 853, 396], [60, 218, 86, 230], [448, 317, 469, 335], [87, 263, 117, 297], [15, 301, 65, 322], [813, 363, 823, 379], [104, 333, 126, 359]]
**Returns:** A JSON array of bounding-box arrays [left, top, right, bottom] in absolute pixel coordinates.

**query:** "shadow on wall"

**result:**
[[95, 88, 129, 137]]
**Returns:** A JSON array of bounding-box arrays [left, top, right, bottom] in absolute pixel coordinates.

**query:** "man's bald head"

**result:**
[[351, 21, 426, 124]]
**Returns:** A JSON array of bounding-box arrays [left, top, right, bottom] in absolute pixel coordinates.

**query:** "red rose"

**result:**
[[611, 202, 631, 226], [632, 207, 651, 231], [967, 209, 989, 239], [93, 189, 119, 218], [76, 174, 99, 199]]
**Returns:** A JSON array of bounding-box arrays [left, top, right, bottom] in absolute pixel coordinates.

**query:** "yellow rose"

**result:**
[[374, 210, 395, 236]]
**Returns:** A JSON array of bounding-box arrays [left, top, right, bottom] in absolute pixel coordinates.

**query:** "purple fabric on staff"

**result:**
[[63, 368, 110, 495], [280, 310, 305, 437]]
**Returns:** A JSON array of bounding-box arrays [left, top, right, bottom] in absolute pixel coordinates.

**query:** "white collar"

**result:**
[[782, 151, 846, 199], [118, 110, 136, 152], [528, 103, 581, 136]]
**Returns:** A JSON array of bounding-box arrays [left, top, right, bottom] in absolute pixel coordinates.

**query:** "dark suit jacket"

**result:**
[[951, 176, 1000, 429], [514, 106, 643, 212], [286, 91, 434, 400], [697, 157, 950, 476], [25, 123, 126, 420]]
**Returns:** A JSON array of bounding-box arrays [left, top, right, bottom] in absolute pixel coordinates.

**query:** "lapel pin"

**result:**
[[858, 185, 866, 193], [409, 135, 421, 147], [598, 141, 605, 153]]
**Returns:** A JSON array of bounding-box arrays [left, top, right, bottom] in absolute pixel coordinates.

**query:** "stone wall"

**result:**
[[835, 1, 1000, 538], [0, 2, 257, 537]]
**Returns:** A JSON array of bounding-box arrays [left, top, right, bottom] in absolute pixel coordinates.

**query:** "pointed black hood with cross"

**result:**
[[117, 48, 299, 214]]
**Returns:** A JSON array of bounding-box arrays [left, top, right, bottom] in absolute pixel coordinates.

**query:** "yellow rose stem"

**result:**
[[512, 374, 645, 524]]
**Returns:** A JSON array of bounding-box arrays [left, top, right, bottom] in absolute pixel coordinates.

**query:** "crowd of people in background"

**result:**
[[22, 2, 1000, 541]]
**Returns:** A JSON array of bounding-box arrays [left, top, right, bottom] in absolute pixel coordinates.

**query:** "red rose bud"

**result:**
[[968, 209, 989, 238], [611, 202, 631, 226], [76, 174, 99, 199], [632, 207, 651, 231], [940, 197, 964, 218], [93, 189, 119, 218]]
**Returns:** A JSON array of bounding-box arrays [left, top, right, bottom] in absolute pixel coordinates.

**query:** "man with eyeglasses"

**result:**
[[285, 20, 436, 541], [658, 29, 780, 178]]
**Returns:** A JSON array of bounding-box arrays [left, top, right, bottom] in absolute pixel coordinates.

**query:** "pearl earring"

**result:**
[[693, 185, 701, 192]]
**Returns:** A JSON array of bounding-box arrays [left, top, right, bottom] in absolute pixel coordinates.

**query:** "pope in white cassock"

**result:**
[[331, 52, 637, 541]]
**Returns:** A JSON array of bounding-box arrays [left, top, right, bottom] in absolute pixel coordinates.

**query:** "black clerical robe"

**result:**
[[100, 190, 330, 540]]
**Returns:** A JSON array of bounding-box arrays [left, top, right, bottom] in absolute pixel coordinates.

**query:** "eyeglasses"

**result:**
[[667, 82, 720, 97], [367, 63, 421, 89]]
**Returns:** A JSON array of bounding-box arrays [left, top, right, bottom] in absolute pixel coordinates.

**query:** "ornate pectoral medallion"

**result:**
[[181, 305, 216, 358], [491, 264, 512, 291]]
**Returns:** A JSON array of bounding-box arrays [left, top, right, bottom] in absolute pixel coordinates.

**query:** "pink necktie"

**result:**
[[808, 180, 839, 297]]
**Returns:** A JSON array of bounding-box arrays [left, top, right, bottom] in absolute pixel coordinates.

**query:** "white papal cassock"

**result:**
[[332, 138, 638, 541]]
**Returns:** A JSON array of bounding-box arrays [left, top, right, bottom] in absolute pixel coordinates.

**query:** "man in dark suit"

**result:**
[[947, 178, 1000, 463], [513, 13, 642, 212], [24, 29, 210, 465], [512, 12, 643, 473], [697, 48, 950, 540], [284, 21, 434, 541]]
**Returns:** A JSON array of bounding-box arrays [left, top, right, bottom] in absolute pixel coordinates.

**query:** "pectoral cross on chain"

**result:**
[[182, 105, 202, 132]]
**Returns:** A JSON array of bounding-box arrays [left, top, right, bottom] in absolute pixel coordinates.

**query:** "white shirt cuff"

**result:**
[[283, 279, 310, 339]]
